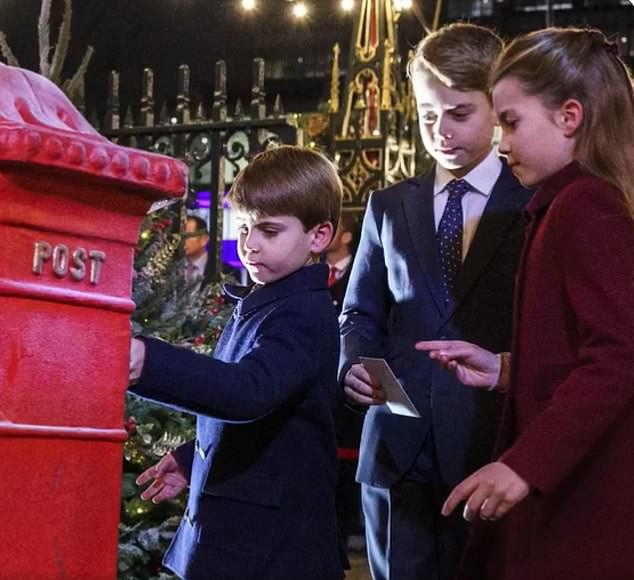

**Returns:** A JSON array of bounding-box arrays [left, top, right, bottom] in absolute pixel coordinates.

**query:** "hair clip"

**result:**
[[604, 42, 620, 57]]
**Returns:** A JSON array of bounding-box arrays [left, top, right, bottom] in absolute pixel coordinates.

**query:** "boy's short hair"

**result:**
[[228, 145, 342, 233], [408, 23, 504, 94]]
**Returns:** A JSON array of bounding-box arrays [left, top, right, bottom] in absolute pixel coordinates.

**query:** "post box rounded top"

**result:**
[[0, 63, 186, 197]]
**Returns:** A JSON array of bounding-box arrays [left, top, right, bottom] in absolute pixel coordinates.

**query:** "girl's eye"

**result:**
[[263, 230, 278, 238], [238, 225, 249, 235]]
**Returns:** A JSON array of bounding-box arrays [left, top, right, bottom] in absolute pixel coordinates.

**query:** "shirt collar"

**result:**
[[187, 254, 207, 272], [434, 148, 502, 198]]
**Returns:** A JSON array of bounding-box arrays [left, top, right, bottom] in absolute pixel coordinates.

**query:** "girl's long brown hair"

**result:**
[[492, 27, 634, 218]]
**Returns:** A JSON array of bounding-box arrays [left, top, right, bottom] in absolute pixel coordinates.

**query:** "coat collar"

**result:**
[[402, 169, 445, 313], [224, 263, 328, 315], [525, 161, 583, 219]]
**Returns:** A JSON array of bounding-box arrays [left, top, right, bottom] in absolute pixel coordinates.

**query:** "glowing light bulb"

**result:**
[[293, 2, 308, 18], [394, 0, 412, 9], [241, 0, 256, 10], [341, 0, 354, 11]]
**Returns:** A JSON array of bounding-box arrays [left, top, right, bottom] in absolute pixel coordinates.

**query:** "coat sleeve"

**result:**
[[501, 186, 634, 495], [338, 191, 391, 380], [130, 306, 332, 422]]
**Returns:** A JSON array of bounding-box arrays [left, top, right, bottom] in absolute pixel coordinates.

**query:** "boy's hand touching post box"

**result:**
[[137, 453, 188, 504], [129, 337, 146, 384], [343, 363, 387, 406]]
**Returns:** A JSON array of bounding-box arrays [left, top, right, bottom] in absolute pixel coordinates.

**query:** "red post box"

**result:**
[[0, 64, 187, 578]]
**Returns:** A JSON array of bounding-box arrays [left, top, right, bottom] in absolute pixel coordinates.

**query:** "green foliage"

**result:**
[[118, 207, 234, 579]]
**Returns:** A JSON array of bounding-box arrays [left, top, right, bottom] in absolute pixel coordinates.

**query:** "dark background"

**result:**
[[0, 0, 424, 118], [1, 0, 632, 121]]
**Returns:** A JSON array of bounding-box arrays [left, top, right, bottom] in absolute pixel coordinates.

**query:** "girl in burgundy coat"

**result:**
[[417, 27, 634, 580]]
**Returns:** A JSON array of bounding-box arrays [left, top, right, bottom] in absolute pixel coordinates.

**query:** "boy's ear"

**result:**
[[310, 221, 335, 254], [557, 99, 583, 137]]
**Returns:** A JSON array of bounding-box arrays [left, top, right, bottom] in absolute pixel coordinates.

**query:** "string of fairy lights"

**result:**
[[239, 0, 413, 19]]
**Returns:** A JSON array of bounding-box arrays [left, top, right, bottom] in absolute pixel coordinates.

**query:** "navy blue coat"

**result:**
[[131, 264, 344, 580], [339, 164, 532, 489]]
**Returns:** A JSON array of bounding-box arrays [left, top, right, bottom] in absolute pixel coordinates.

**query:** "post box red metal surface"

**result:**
[[0, 63, 187, 578]]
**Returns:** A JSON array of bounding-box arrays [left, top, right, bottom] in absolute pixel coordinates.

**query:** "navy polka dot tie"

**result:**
[[437, 179, 469, 304]]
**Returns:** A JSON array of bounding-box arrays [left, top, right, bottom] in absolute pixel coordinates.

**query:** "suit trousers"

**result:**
[[362, 479, 468, 580]]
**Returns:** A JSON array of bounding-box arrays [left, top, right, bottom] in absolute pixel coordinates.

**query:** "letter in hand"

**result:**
[[136, 453, 188, 504], [344, 363, 387, 406], [441, 462, 530, 522], [415, 340, 500, 388]]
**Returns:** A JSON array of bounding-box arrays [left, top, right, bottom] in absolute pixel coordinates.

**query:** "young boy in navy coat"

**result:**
[[128, 146, 345, 580]]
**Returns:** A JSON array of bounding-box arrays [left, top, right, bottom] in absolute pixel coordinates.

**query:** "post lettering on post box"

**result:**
[[32, 241, 106, 285]]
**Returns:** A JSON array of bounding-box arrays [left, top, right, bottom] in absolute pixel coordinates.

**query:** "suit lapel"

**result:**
[[401, 172, 446, 315], [446, 163, 526, 318]]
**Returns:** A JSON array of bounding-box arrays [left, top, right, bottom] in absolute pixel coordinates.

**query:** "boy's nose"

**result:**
[[436, 114, 453, 140], [243, 235, 259, 253]]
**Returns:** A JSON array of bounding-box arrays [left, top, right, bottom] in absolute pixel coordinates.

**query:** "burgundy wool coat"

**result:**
[[458, 162, 634, 580]]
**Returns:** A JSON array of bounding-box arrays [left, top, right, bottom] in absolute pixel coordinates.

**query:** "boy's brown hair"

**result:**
[[228, 145, 342, 233], [408, 23, 504, 94]]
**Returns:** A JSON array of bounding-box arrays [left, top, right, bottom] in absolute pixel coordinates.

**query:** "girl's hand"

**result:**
[[415, 340, 500, 388], [441, 462, 530, 521]]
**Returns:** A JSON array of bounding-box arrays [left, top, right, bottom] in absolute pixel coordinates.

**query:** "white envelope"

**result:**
[[359, 357, 421, 418]]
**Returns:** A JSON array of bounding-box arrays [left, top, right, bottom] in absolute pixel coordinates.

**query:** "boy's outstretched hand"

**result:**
[[442, 462, 530, 522], [415, 340, 500, 388], [137, 453, 188, 504], [344, 363, 387, 406]]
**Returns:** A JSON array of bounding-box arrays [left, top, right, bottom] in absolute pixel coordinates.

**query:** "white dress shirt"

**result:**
[[433, 148, 502, 260], [186, 254, 208, 278]]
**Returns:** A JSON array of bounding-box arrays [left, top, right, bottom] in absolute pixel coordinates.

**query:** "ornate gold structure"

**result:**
[[328, 0, 417, 210]]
